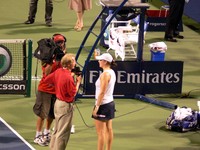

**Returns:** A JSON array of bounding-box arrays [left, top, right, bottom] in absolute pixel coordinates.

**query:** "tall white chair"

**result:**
[[107, 21, 139, 61]]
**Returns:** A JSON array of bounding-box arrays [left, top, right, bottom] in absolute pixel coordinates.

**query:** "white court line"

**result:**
[[0, 76, 42, 81], [0, 117, 36, 150], [31, 76, 42, 81]]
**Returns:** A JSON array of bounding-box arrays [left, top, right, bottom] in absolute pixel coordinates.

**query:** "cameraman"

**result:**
[[33, 34, 66, 146]]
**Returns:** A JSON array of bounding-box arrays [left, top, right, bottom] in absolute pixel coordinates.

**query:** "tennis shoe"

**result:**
[[34, 135, 48, 146], [43, 132, 51, 144], [71, 125, 75, 134], [24, 19, 34, 24]]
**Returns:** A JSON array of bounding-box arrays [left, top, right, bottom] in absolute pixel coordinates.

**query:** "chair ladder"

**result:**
[[75, 0, 129, 76]]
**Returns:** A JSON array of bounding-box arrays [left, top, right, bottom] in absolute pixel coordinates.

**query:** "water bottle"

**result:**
[[197, 101, 200, 113], [94, 48, 101, 59]]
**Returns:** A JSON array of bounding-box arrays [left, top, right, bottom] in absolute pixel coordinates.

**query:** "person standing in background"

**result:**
[[24, 0, 53, 27], [69, 0, 92, 31], [164, 0, 186, 42], [92, 53, 117, 150]]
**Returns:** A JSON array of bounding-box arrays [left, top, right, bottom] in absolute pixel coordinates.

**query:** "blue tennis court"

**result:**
[[0, 117, 35, 150]]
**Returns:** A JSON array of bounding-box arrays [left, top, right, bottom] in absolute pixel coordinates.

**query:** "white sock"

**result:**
[[36, 131, 42, 137], [43, 129, 50, 135]]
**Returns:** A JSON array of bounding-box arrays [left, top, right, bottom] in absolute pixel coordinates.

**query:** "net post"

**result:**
[[26, 39, 33, 97]]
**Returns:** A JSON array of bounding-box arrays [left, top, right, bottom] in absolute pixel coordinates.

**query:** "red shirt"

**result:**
[[44, 68, 76, 103], [38, 61, 61, 94]]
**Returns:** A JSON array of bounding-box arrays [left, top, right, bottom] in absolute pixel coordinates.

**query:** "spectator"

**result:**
[[24, 0, 53, 27], [164, 0, 186, 42], [69, 0, 92, 31], [45, 53, 82, 150], [92, 53, 117, 150]]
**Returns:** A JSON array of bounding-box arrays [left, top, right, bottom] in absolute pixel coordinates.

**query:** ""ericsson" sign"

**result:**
[[0, 81, 26, 94], [84, 61, 183, 96]]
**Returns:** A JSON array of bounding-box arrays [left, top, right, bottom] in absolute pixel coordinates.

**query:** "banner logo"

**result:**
[[0, 81, 26, 94], [84, 61, 183, 96], [0, 45, 12, 77]]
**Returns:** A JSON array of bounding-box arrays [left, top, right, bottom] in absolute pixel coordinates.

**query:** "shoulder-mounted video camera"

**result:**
[[34, 38, 65, 64]]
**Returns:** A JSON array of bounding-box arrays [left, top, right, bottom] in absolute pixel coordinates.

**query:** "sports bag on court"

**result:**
[[166, 106, 199, 132]]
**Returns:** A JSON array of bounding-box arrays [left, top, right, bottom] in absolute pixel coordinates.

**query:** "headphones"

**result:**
[[52, 33, 67, 50], [52, 33, 67, 42]]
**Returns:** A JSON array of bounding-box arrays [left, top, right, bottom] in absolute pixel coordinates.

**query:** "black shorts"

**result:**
[[92, 101, 115, 121]]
